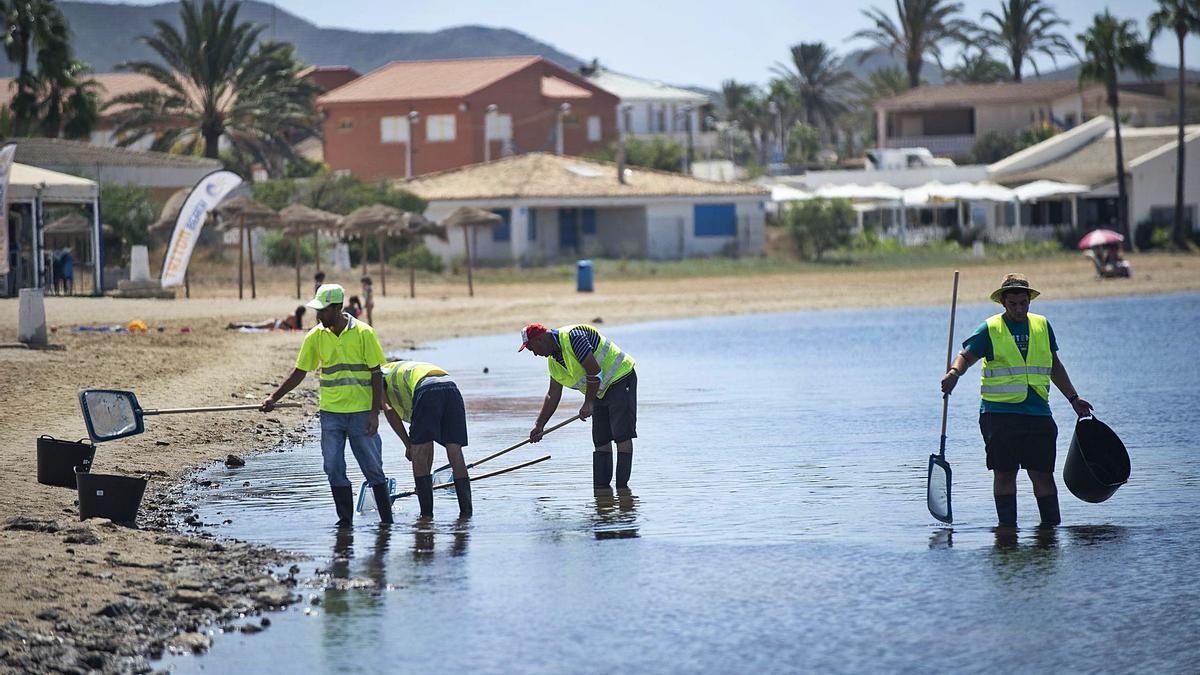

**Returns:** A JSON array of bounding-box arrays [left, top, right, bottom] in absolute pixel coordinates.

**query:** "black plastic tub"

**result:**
[[76, 471, 147, 524], [36, 436, 95, 488], [1064, 417, 1130, 503]]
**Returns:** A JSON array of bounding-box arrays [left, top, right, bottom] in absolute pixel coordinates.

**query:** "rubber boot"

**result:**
[[1036, 494, 1061, 527], [372, 483, 394, 524], [615, 451, 633, 489], [415, 475, 434, 518], [593, 451, 613, 488], [994, 494, 1017, 527], [453, 477, 473, 517], [332, 486, 354, 528]]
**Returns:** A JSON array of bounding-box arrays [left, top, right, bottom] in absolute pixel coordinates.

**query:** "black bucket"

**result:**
[[76, 471, 147, 524], [1064, 416, 1130, 503], [37, 436, 95, 488]]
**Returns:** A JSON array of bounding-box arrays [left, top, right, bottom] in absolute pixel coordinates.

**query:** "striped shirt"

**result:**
[[551, 326, 600, 367]]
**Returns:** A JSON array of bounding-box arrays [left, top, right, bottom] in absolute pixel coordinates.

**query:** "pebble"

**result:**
[[225, 454, 246, 468]]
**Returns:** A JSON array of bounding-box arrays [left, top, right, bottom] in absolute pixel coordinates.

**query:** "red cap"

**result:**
[[518, 323, 548, 351]]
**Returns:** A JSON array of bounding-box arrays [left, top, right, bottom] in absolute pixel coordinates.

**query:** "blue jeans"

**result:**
[[319, 410, 386, 488]]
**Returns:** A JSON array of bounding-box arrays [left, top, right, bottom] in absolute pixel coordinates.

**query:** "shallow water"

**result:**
[[168, 293, 1200, 673]]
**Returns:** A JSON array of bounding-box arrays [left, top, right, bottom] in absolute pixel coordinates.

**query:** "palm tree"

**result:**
[[2, 0, 77, 135], [108, 0, 319, 173], [945, 49, 1013, 83], [37, 59, 100, 139], [770, 42, 855, 134], [1079, 11, 1156, 249], [980, 0, 1076, 82], [851, 0, 973, 88], [1149, 0, 1200, 249]]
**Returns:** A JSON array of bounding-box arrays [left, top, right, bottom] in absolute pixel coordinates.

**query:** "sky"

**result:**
[[112, 0, 1200, 88]]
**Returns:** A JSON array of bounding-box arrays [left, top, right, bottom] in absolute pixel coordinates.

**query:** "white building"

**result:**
[[582, 66, 717, 154], [403, 153, 768, 263]]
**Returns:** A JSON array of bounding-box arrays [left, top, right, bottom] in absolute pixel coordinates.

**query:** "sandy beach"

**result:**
[[1, 252, 1198, 672]]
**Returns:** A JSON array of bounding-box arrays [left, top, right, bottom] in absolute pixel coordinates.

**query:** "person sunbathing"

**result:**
[[227, 306, 307, 331]]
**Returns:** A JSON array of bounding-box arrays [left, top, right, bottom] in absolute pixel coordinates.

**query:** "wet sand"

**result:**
[[0, 253, 1197, 672]]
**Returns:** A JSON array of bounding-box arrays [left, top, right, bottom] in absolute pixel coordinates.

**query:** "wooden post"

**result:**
[[247, 219, 257, 300], [185, 268, 190, 298], [463, 225, 474, 298], [238, 220, 244, 300], [293, 234, 301, 299], [409, 241, 416, 299], [377, 233, 387, 296], [313, 228, 321, 272], [361, 234, 369, 278]]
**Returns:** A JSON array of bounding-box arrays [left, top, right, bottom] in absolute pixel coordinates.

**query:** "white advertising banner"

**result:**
[[160, 170, 242, 288], [0, 143, 17, 276]]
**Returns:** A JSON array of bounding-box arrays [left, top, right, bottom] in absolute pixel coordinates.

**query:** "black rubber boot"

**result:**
[[415, 475, 434, 518], [615, 451, 633, 489], [372, 483, 394, 524], [454, 477, 473, 517], [1036, 494, 1061, 527], [593, 451, 613, 488], [332, 485, 354, 528], [994, 494, 1017, 527]]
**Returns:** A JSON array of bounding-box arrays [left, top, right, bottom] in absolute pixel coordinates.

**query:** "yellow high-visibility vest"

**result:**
[[980, 313, 1052, 403], [295, 316, 385, 413], [382, 361, 449, 422], [547, 325, 635, 399]]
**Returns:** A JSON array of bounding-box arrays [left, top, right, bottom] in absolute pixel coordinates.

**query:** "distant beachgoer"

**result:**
[[60, 248, 74, 296], [941, 273, 1094, 528], [261, 284, 390, 526], [313, 270, 326, 295], [226, 306, 307, 331], [381, 360, 472, 517], [361, 276, 375, 326], [347, 295, 363, 319], [520, 323, 638, 489]]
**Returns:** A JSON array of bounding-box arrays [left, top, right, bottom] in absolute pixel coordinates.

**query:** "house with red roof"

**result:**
[[316, 56, 619, 180]]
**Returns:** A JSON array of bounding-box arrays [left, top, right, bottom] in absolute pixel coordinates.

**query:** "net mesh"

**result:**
[[927, 457, 952, 523]]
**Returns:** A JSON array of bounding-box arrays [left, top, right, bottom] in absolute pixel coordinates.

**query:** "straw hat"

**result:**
[[990, 273, 1040, 304]]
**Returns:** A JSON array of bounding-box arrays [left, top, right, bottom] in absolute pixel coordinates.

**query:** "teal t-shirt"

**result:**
[[963, 316, 1058, 417]]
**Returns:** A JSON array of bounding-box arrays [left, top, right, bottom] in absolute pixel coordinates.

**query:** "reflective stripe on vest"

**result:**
[[546, 325, 636, 399], [382, 361, 449, 421], [980, 312, 1052, 403]]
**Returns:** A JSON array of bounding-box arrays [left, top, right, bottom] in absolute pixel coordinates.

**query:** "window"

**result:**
[[337, 117, 353, 131], [528, 209, 537, 241], [426, 114, 456, 142], [693, 204, 737, 237], [582, 208, 596, 235], [655, 107, 665, 132], [491, 208, 511, 242], [486, 113, 513, 140], [587, 116, 601, 142], [380, 116, 409, 143]]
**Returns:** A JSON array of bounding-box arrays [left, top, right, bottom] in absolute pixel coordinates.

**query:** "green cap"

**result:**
[[307, 283, 345, 310]]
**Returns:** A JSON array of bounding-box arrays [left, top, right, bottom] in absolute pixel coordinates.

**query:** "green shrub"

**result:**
[[782, 198, 855, 260], [388, 244, 444, 273], [262, 231, 315, 265]]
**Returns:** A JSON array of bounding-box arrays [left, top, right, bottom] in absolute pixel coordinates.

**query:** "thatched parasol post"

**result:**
[[462, 225, 474, 297], [313, 229, 321, 273], [377, 234, 387, 296], [294, 238, 301, 299], [247, 214, 258, 299], [237, 217, 245, 300]]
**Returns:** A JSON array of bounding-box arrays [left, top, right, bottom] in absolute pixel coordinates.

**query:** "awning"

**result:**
[[770, 184, 814, 202], [903, 181, 1015, 205], [814, 183, 904, 201], [8, 162, 98, 202], [1014, 180, 1090, 202]]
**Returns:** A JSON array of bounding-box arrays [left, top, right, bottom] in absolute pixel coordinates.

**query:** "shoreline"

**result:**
[[1, 254, 1198, 672]]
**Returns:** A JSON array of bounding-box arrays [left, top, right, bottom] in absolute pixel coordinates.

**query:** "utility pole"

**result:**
[[405, 110, 420, 180], [683, 105, 694, 176], [484, 104, 498, 163], [556, 102, 571, 155]]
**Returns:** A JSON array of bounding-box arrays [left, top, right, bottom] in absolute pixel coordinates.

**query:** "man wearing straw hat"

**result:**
[[520, 323, 638, 489], [261, 283, 391, 527], [941, 273, 1093, 528]]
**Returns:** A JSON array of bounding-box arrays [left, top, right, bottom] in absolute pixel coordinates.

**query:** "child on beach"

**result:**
[[361, 276, 375, 326]]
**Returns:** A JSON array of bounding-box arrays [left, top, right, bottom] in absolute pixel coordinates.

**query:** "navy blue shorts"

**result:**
[[593, 370, 637, 447], [979, 413, 1057, 472], [410, 382, 468, 447]]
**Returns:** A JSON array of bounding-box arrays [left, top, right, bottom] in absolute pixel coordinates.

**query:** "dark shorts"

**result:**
[[593, 370, 637, 447], [979, 413, 1057, 472], [410, 382, 468, 447]]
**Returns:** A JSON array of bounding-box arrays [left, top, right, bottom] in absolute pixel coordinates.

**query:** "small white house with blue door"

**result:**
[[403, 153, 768, 264]]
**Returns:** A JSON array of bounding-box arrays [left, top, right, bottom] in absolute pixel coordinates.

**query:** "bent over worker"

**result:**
[[520, 323, 637, 488], [381, 360, 472, 517], [262, 284, 391, 526], [941, 273, 1093, 528]]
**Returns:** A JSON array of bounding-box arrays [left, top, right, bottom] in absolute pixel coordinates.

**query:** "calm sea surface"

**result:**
[[167, 292, 1200, 674]]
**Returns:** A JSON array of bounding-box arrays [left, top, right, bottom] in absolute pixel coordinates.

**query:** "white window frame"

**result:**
[[426, 114, 457, 142], [380, 116, 410, 144], [486, 113, 513, 141], [587, 115, 602, 142]]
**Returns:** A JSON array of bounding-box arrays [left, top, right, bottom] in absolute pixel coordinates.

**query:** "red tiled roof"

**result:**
[[877, 80, 1092, 111], [541, 76, 592, 99], [316, 56, 542, 104]]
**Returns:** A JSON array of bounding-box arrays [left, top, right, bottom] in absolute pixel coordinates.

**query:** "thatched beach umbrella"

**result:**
[[381, 212, 448, 298], [340, 204, 406, 294], [280, 203, 341, 299], [440, 206, 501, 297], [216, 195, 281, 300]]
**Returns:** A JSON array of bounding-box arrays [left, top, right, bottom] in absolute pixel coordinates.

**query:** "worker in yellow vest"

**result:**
[[520, 323, 638, 488], [941, 273, 1093, 528], [262, 284, 390, 527], [380, 360, 472, 517]]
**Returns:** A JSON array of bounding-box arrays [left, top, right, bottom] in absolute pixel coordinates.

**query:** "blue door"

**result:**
[[559, 208, 579, 251]]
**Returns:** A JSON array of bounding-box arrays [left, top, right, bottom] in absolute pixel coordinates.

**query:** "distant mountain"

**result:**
[[841, 49, 945, 85], [1032, 62, 1200, 83], [3, 0, 587, 77]]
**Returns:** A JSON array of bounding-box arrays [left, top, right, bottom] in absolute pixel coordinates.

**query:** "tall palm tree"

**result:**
[[2, 0, 74, 134], [770, 42, 855, 134], [38, 59, 100, 139], [108, 0, 319, 173], [980, 0, 1076, 82], [1079, 11, 1156, 249], [1149, 0, 1200, 249], [851, 0, 973, 88], [945, 49, 1013, 83]]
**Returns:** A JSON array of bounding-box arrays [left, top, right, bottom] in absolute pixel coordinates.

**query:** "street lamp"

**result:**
[[555, 102, 571, 155], [405, 110, 420, 180], [484, 103, 498, 163]]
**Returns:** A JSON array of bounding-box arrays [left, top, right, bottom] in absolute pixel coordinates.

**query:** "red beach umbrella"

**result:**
[[1077, 229, 1125, 250]]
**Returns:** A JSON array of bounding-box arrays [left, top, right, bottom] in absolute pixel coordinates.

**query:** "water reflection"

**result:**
[[928, 528, 954, 550], [988, 526, 1060, 582], [593, 487, 639, 540], [1064, 524, 1128, 547]]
